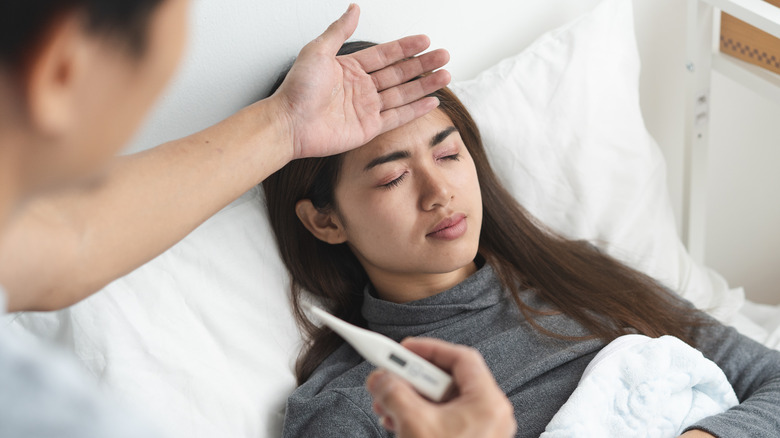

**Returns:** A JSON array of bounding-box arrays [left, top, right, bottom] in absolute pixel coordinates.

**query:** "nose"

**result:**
[[418, 167, 452, 211]]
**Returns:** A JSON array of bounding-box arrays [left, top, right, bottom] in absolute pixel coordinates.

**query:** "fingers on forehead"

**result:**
[[350, 35, 432, 73], [371, 49, 450, 92], [378, 69, 451, 112]]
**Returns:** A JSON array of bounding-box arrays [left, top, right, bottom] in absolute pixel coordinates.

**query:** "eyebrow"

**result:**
[[363, 126, 459, 172], [430, 126, 458, 147]]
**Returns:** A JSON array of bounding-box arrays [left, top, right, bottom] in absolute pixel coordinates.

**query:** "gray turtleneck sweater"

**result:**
[[282, 264, 780, 437]]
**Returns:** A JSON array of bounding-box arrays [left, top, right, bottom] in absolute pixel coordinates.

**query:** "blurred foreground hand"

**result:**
[[366, 337, 517, 438]]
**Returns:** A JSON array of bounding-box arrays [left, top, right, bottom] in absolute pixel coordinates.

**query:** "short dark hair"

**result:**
[[0, 0, 165, 68]]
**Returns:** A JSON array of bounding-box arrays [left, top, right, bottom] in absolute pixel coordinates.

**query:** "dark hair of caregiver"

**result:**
[[0, 0, 163, 65]]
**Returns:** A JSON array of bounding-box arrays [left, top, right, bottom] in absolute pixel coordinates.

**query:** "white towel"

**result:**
[[541, 334, 738, 437]]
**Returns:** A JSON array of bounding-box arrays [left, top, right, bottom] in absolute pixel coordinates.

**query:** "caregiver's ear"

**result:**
[[295, 199, 347, 244], [24, 12, 91, 136]]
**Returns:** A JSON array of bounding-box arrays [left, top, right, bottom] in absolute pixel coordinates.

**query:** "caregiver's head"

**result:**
[[0, 0, 188, 194]]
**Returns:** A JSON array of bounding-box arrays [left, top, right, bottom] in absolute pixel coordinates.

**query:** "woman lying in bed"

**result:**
[[262, 42, 780, 438]]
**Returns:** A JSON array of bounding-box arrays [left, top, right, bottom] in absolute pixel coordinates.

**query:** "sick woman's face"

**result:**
[[332, 109, 483, 301]]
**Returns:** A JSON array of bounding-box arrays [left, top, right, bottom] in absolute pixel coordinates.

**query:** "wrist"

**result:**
[[183, 97, 297, 189], [229, 97, 296, 180], [255, 94, 297, 163]]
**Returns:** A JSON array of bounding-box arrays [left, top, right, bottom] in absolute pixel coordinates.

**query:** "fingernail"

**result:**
[[344, 3, 355, 15]]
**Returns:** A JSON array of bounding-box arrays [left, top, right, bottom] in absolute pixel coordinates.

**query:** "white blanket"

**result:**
[[541, 335, 738, 437]]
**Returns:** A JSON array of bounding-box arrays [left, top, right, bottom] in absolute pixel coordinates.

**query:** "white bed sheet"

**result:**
[[733, 300, 780, 349]]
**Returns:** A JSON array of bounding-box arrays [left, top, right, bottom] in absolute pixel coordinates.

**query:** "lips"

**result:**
[[427, 213, 468, 240]]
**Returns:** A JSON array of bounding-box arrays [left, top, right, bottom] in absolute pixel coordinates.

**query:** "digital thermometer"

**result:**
[[304, 302, 454, 402]]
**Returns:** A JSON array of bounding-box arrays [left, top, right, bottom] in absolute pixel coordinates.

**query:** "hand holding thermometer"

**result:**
[[304, 302, 454, 402]]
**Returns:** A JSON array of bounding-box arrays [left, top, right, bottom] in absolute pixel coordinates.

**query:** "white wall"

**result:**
[[707, 72, 780, 305], [126, 0, 779, 304]]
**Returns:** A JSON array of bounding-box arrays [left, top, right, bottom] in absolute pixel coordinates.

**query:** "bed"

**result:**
[[4, 0, 780, 437]]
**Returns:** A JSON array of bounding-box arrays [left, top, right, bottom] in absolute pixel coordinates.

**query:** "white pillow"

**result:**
[[8, 188, 300, 438], [6, 0, 746, 437]]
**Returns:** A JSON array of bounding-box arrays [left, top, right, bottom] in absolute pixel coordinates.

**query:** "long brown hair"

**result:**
[[263, 42, 706, 384]]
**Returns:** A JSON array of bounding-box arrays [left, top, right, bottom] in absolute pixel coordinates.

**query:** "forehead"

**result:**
[[343, 109, 455, 166]]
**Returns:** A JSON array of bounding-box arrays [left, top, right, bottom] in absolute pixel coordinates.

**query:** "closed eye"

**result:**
[[380, 172, 408, 190], [380, 153, 459, 189]]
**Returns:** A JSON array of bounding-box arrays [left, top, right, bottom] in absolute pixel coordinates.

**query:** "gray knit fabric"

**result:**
[[282, 263, 780, 437]]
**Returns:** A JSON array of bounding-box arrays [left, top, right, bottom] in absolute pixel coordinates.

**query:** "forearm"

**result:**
[[686, 314, 780, 436], [0, 98, 292, 312]]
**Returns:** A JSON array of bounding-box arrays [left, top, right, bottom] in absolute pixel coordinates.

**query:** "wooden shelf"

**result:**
[[703, 0, 780, 39], [705, 0, 780, 101], [712, 52, 780, 101]]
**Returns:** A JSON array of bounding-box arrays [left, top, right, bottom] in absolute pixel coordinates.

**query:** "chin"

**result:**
[[428, 249, 480, 275]]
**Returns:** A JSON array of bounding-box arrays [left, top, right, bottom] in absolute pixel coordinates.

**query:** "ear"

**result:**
[[24, 12, 89, 137], [295, 199, 347, 245]]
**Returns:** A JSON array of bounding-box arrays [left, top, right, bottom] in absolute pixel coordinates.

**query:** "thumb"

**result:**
[[313, 4, 360, 55], [367, 370, 431, 426]]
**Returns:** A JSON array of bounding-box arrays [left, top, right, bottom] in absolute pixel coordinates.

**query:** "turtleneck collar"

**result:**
[[361, 263, 506, 340]]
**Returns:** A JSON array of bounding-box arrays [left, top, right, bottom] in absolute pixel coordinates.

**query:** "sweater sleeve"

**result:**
[[684, 313, 780, 437], [282, 389, 386, 438]]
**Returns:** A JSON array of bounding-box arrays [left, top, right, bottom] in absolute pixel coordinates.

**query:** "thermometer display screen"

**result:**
[[389, 353, 407, 367]]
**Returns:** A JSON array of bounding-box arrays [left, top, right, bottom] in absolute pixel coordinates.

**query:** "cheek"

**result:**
[[455, 155, 482, 203], [336, 188, 416, 248]]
